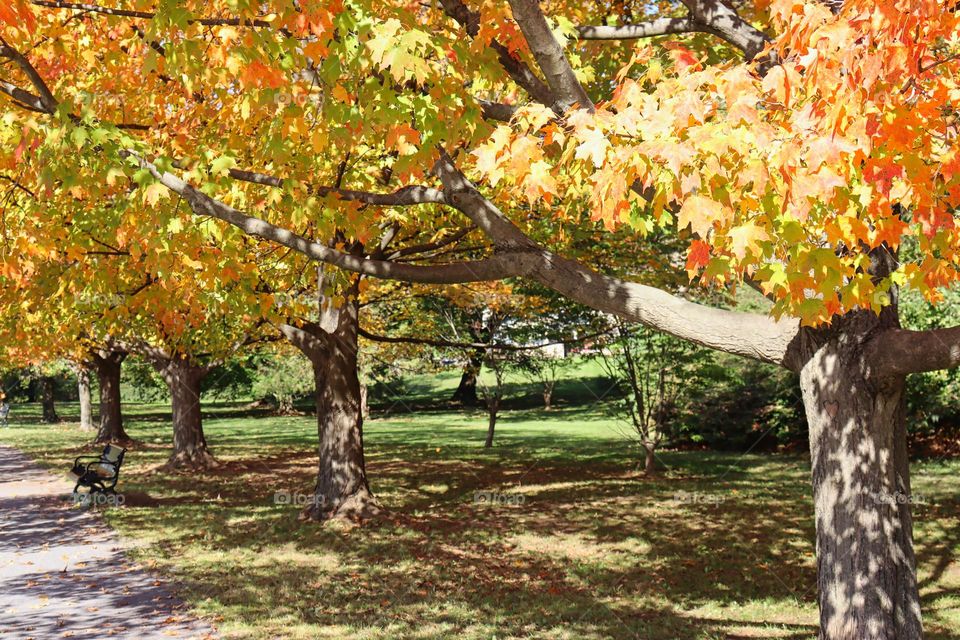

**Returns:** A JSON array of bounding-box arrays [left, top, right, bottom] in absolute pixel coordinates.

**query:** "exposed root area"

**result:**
[[160, 448, 221, 473], [298, 487, 383, 525]]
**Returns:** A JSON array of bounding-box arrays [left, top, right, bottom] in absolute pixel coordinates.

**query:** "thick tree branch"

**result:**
[[507, 0, 594, 112], [0, 43, 58, 113], [577, 17, 700, 40], [433, 154, 800, 367], [478, 99, 518, 122], [131, 147, 799, 367], [680, 0, 771, 62], [127, 152, 536, 284], [439, 0, 557, 110], [867, 326, 960, 376], [358, 325, 612, 351], [0, 79, 48, 112], [277, 322, 326, 360], [578, 1, 772, 65]]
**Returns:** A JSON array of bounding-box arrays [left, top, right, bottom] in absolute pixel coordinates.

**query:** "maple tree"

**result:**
[[3, 0, 960, 636]]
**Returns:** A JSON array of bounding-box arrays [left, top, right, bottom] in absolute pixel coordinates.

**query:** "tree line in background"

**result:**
[[10, 278, 959, 469]]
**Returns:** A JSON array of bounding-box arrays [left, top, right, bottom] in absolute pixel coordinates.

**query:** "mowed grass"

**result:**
[[3, 396, 960, 639]]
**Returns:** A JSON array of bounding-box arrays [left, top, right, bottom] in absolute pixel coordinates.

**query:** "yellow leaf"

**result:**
[[728, 222, 770, 260], [143, 183, 168, 206], [678, 195, 725, 237]]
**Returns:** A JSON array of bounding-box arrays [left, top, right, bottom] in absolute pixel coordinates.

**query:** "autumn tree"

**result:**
[[5, 0, 960, 636]]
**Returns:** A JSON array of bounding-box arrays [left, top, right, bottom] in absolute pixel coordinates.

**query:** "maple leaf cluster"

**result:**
[[471, 0, 960, 324]]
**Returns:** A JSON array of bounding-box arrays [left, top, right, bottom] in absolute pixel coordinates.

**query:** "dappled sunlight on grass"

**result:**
[[2, 401, 960, 638]]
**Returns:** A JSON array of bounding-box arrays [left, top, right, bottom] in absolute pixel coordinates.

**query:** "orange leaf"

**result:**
[[686, 240, 711, 275]]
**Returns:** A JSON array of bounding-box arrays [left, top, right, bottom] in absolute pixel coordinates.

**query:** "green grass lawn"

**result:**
[[3, 400, 960, 639]]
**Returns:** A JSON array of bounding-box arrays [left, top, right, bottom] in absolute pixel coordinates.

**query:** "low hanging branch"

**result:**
[[358, 325, 615, 351]]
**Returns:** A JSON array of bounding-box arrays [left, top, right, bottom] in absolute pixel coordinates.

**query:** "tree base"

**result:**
[[161, 448, 220, 472], [298, 487, 382, 524], [91, 434, 139, 448]]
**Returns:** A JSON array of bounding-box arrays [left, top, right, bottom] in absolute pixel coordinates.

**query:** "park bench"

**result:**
[[69, 444, 125, 495]]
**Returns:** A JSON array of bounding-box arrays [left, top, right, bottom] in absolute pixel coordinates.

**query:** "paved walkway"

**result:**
[[0, 445, 218, 639]]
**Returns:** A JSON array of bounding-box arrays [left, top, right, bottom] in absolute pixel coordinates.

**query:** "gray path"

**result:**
[[0, 445, 218, 639]]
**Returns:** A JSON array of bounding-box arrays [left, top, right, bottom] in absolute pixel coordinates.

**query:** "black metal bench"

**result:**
[[69, 444, 125, 495]]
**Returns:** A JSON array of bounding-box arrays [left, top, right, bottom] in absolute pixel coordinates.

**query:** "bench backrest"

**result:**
[[98, 445, 126, 475]]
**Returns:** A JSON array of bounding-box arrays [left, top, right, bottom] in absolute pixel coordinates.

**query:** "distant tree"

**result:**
[[523, 351, 575, 411], [599, 323, 710, 475], [251, 349, 313, 414]]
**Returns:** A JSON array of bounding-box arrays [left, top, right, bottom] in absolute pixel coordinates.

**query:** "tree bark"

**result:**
[[90, 350, 131, 444], [543, 384, 553, 410], [77, 366, 94, 431], [154, 359, 216, 470], [485, 398, 499, 448], [280, 289, 380, 523], [359, 382, 370, 420], [39, 376, 60, 423], [799, 312, 922, 640], [451, 349, 483, 406], [642, 440, 657, 476]]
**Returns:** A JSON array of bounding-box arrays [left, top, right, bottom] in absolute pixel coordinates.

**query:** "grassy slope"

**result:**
[[2, 389, 960, 639]]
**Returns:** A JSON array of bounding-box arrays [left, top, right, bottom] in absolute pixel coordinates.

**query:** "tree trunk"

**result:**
[[282, 291, 380, 523], [485, 398, 499, 448], [77, 367, 94, 431], [39, 376, 60, 423], [91, 351, 131, 444], [799, 314, 922, 640], [642, 441, 657, 476], [543, 382, 554, 410], [359, 382, 370, 420], [277, 395, 295, 415], [157, 359, 216, 470], [452, 349, 483, 406]]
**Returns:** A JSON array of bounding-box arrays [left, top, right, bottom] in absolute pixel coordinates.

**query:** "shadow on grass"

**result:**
[[3, 401, 959, 639]]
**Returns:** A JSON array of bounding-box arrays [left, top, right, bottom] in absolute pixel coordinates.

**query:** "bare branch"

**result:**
[[126, 151, 537, 284], [31, 1, 274, 27], [507, 0, 594, 112], [0, 174, 36, 197], [387, 226, 476, 260], [579, 1, 772, 65], [315, 185, 448, 207]]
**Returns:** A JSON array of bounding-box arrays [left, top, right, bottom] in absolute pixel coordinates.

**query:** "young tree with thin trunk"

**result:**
[[599, 323, 709, 475], [8, 0, 960, 635]]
